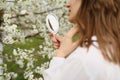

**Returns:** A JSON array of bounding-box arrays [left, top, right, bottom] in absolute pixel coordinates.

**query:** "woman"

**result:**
[[43, 0, 120, 80]]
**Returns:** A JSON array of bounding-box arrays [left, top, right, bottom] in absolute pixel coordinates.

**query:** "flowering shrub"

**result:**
[[0, 0, 72, 80]]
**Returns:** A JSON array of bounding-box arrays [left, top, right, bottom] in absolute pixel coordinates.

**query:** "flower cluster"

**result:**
[[1, 24, 25, 44]]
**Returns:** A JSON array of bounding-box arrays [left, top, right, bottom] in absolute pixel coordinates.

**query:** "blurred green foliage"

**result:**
[[3, 35, 50, 80]]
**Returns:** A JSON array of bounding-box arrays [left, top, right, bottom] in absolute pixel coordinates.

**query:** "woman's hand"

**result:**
[[49, 25, 80, 58], [48, 33, 62, 49]]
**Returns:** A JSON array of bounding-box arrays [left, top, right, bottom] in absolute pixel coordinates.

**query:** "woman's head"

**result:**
[[66, 0, 82, 23], [67, 0, 120, 65]]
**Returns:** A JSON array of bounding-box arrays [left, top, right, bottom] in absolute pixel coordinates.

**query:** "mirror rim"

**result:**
[[46, 13, 59, 34]]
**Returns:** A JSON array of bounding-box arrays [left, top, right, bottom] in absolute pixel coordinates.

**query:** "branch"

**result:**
[[9, 7, 63, 19], [25, 31, 49, 39], [34, 7, 63, 14]]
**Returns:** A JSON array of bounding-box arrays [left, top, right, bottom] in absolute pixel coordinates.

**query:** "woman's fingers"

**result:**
[[48, 33, 61, 49], [53, 44, 60, 49], [53, 41, 60, 49], [48, 33, 58, 43], [52, 36, 58, 42], [48, 33, 61, 43], [48, 33, 53, 37], [54, 42, 60, 46], [54, 34, 63, 42], [53, 41, 60, 48], [53, 45, 59, 49]]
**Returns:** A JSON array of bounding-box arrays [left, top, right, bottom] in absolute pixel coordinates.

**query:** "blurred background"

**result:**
[[0, 0, 72, 80]]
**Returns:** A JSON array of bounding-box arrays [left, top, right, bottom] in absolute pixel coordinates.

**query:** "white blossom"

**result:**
[[20, 9, 27, 15]]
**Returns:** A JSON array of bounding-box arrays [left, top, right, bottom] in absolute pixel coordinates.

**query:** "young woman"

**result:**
[[43, 0, 120, 80]]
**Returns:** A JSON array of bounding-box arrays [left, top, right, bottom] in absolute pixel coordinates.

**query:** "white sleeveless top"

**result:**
[[43, 36, 120, 80]]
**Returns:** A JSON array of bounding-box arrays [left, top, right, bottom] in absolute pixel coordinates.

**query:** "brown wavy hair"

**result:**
[[77, 0, 120, 65]]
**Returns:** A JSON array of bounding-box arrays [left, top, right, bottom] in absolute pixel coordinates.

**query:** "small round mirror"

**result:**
[[46, 13, 59, 34]]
